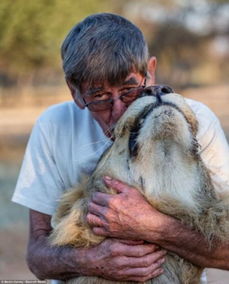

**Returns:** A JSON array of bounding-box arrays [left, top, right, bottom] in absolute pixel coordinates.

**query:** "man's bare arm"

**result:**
[[27, 210, 88, 280], [27, 209, 166, 281], [149, 214, 229, 269], [87, 177, 229, 269]]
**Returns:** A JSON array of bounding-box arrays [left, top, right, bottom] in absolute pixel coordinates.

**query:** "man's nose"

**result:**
[[112, 97, 127, 122]]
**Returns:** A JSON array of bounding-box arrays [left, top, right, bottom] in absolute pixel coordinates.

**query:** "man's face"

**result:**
[[68, 57, 157, 138], [80, 72, 147, 138]]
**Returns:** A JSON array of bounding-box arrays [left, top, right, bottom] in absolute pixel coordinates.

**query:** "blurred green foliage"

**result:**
[[0, 0, 228, 88], [0, 0, 112, 79], [125, 0, 229, 87]]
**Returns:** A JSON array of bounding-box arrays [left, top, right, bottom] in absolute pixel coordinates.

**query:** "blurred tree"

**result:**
[[122, 0, 229, 88], [0, 0, 228, 88], [0, 0, 112, 85], [148, 22, 205, 88], [209, 0, 229, 3]]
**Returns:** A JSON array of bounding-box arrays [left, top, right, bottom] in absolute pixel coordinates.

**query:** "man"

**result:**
[[12, 13, 229, 283]]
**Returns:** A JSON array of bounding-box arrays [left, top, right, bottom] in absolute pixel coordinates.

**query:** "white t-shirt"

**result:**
[[12, 99, 229, 212], [12, 101, 113, 214], [12, 99, 229, 284]]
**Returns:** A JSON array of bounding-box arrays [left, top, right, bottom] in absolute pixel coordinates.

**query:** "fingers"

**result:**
[[92, 239, 165, 282], [87, 200, 109, 230], [86, 213, 105, 227], [122, 249, 166, 268], [124, 243, 161, 257], [117, 254, 165, 282], [114, 242, 162, 257], [118, 239, 144, 245], [103, 176, 133, 194], [92, 227, 108, 236], [123, 260, 164, 277], [129, 267, 164, 282], [90, 176, 138, 208], [88, 201, 106, 216], [91, 192, 111, 206]]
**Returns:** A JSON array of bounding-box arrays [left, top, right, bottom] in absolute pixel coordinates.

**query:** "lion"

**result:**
[[49, 86, 229, 284]]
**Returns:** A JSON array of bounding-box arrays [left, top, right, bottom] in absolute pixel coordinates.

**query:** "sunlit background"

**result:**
[[0, 0, 228, 280]]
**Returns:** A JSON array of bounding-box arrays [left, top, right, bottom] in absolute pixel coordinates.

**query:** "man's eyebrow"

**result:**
[[86, 87, 104, 96], [122, 77, 139, 86], [85, 77, 139, 96]]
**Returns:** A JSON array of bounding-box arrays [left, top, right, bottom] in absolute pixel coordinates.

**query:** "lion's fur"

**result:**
[[49, 91, 229, 284]]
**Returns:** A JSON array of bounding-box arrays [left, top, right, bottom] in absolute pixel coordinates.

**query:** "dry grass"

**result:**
[[0, 85, 70, 137]]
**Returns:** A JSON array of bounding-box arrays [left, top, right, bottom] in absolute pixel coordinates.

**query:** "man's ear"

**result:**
[[147, 56, 157, 85], [66, 79, 85, 109]]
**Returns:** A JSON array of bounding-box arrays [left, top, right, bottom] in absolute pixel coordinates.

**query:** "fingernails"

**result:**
[[104, 176, 112, 182], [153, 268, 164, 277], [159, 257, 165, 264]]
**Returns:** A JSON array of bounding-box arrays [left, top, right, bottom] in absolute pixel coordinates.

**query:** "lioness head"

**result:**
[[94, 86, 202, 209], [114, 86, 199, 161]]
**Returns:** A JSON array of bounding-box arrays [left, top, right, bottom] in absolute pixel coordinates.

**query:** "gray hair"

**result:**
[[61, 13, 149, 88]]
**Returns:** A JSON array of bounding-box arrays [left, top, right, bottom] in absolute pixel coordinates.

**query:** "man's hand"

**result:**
[[85, 238, 166, 282], [87, 178, 229, 270], [87, 176, 165, 240], [28, 210, 166, 281]]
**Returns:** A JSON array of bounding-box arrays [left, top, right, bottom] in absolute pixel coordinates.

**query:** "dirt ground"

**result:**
[[0, 225, 36, 280], [0, 84, 228, 283]]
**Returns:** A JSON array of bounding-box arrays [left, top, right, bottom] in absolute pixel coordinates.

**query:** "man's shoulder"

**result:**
[[184, 97, 219, 130], [33, 101, 106, 148], [184, 97, 223, 145], [38, 101, 83, 123], [35, 101, 95, 132], [185, 97, 218, 122]]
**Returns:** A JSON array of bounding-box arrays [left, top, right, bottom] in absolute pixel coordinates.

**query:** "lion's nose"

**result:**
[[155, 86, 174, 103], [140, 85, 174, 100], [159, 86, 174, 95]]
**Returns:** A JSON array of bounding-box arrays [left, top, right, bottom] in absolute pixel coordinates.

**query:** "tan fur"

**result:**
[[49, 91, 229, 284]]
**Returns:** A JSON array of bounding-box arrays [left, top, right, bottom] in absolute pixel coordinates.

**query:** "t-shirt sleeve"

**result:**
[[195, 103, 229, 198], [12, 117, 65, 215]]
